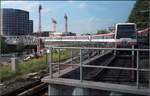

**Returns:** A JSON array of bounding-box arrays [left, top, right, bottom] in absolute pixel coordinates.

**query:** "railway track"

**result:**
[[82, 54, 134, 84], [4, 51, 146, 96], [1, 80, 41, 96], [2, 50, 96, 96], [95, 54, 148, 87], [6, 48, 148, 95], [79, 54, 148, 96], [98, 56, 132, 83]]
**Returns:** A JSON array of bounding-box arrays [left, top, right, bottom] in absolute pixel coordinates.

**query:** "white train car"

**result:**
[[91, 33, 115, 42], [115, 23, 137, 47], [40, 34, 116, 42]]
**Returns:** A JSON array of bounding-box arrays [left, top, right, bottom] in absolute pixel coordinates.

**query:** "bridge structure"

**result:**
[[40, 27, 149, 48], [42, 47, 150, 96], [2, 35, 38, 46], [2, 27, 149, 50], [40, 28, 149, 95]]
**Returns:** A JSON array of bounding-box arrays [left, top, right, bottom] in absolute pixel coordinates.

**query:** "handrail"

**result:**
[[52, 47, 150, 51], [49, 47, 150, 89]]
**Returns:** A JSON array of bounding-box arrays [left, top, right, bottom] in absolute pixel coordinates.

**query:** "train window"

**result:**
[[116, 25, 136, 39]]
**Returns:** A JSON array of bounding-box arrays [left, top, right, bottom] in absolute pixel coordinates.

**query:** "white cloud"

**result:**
[[77, 3, 87, 8], [52, 17, 116, 34], [67, 0, 76, 3], [56, 4, 65, 7], [1, 1, 26, 6], [69, 17, 116, 34], [2, 1, 40, 13], [42, 8, 53, 14], [42, 24, 51, 32], [26, 2, 40, 13]]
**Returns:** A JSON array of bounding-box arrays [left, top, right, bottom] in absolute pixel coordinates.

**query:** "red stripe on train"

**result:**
[[128, 42, 136, 45], [116, 42, 136, 45]]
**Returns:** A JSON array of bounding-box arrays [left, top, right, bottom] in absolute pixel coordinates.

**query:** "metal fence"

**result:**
[[49, 47, 150, 88]]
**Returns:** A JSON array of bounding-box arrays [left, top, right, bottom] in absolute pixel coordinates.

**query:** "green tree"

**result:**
[[96, 30, 108, 35], [17, 41, 24, 55], [0, 36, 9, 54], [81, 33, 91, 36], [127, 0, 149, 30]]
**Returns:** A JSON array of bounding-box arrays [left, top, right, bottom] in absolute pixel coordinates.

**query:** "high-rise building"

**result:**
[[29, 20, 33, 35], [0, 8, 33, 36]]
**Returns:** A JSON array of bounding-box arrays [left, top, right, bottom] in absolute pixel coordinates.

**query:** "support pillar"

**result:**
[[72, 87, 89, 95], [48, 84, 59, 95], [11, 57, 18, 73]]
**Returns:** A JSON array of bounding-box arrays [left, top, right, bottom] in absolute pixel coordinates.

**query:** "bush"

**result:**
[[15, 76, 25, 81], [1, 65, 16, 82], [1, 49, 79, 82]]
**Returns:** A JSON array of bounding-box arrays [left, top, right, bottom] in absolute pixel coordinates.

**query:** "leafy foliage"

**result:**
[[81, 33, 91, 36], [127, 0, 149, 30], [1, 49, 79, 82], [96, 30, 108, 35], [0, 36, 9, 53], [17, 41, 24, 53]]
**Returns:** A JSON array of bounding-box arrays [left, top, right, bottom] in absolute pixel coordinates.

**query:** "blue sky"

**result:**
[[2, 1, 136, 34]]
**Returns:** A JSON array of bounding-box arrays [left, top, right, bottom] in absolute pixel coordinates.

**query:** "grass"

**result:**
[[1, 65, 16, 82], [1, 49, 79, 82]]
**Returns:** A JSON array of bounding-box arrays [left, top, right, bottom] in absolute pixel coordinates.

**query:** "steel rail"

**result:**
[[50, 47, 150, 51], [52, 63, 79, 66], [82, 65, 150, 72]]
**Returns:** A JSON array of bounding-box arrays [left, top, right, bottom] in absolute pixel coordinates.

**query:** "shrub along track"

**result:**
[[1, 50, 98, 96]]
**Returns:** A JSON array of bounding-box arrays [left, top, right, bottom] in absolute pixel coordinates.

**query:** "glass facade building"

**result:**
[[29, 20, 33, 35], [1, 8, 33, 36]]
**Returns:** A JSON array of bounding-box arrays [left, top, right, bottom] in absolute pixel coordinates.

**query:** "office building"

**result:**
[[0, 8, 33, 36]]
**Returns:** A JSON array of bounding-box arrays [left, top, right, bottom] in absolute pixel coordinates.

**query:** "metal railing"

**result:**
[[49, 47, 150, 88]]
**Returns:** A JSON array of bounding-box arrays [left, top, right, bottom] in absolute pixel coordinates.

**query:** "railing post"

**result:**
[[58, 49, 60, 74], [50, 47, 53, 79], [131, 45, 135, 81], [71, 49, 73, 68], [132, 45, 134, 55], [136, 50, 139, 88], [88, 49, 90, 59], [80, 49, 83, 82], [46, 49, 48, 65], [114, 44, 117, 56]]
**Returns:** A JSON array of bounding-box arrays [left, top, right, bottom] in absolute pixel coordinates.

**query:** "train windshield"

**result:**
[[116, 25, 136, 39]]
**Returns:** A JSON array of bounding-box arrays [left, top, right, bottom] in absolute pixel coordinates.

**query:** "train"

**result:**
[[115, 23, 137, 47], [40, 33, 115, 42], [40, 23, 149, 48]]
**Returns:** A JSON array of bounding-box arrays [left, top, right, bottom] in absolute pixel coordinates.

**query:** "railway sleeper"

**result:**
[[84, 56, 115, 81]]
